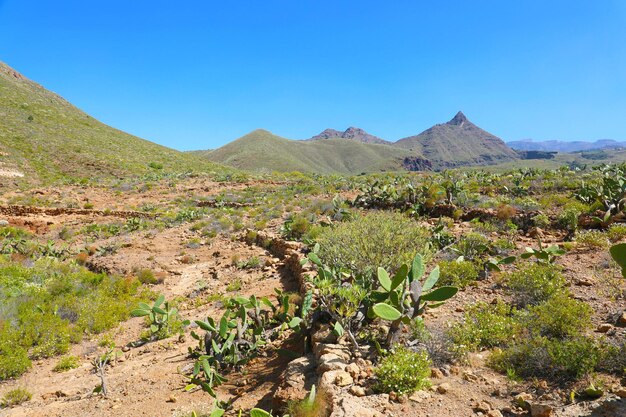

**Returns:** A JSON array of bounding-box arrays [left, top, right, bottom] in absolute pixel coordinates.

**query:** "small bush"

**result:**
[[608, 224, 626, 242], [451, 232, 491, 260], [449, 301, 519, 356], [53, 355, 80, 372], [316, 211, 431, 279], [575, 230, 609, 249], [0, 331, 31, 380], [505, 263, 566, 307], [135, 268, 159, 284], [438, 260, 479, 288], [524, 295, 592, 339], [1, 387, 32, 407], [490, 336, 603, 381], [497, 205, 517, 221], [532, 213, 551, 229], [375, 346, 431, 395]]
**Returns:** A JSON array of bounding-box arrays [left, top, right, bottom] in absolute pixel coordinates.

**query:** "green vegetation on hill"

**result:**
[[201, 129, 424, 174], [0, 62, 226, 185]]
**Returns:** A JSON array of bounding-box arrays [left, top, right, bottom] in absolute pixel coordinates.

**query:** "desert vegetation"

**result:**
[[2, 148, 626, 416]]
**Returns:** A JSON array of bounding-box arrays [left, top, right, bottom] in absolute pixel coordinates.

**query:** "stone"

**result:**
[[318, 353, 347, 373], [487, 410, 504, 417], [437, 383, 451, 394], [617, 311, 626, 327], [166, 395, 177, 403], [614, 387, 626, 398], [431, 367, 444, 378], [346, 362, 361, 378], [514, 392, 533, 408], [409, 390, 431, 403], [273, 355, 317, 409], [0, 220, 8, 226], [334, 396, 384, 417], [462, 371, 479, 382], [349, 385, 366, 397], [529, 402, 554, 417], [311, 325, 337, 344], [475, 400, 492, 413], [314, 343, 351, 361], [334, 371, 354, 387]]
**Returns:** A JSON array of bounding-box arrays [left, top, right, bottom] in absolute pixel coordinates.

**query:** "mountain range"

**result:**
[[508, 139, 626, 153], [2, 60, 579, 181], [200, 111, 520, 173]]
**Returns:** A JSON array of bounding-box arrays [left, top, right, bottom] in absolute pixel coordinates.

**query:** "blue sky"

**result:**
[[1, 1, 625, 150]]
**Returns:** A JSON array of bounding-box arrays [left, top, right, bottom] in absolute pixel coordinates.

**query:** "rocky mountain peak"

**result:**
[[448, 111, 468, 126]]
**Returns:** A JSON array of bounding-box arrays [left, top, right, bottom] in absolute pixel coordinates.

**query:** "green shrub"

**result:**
[[505, 263, 566, 307], [451, 232, 491, 260], [136, 268, 158, 284], [438, 260, 480, 288], [490, 336, 603, 381], [375, 346, 431, 395], [53, 355, 80, 372], [575, 230, 609, 249], [316, 211, 431, 279], [524, 295, 592, 339], [449, 301, 520, 355], [0, 330, 31, 380], [1, 387, 32, 407], [532, 213, 551, 229], [607, 224, 626, 242], [0, 257, 146, 372]]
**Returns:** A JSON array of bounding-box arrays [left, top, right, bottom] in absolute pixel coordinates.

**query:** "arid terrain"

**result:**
[[0, 167, 625, 417]]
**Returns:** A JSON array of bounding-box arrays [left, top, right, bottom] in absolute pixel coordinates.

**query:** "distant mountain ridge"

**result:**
[[509, 139, 626, 153], [307, 127, 390, 145], [199, 129, 430, 174], [202, 112, 519, 173]]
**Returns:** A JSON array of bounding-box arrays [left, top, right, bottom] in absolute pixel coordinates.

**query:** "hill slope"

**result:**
[[395, 112, 519, 168], [0, 62, 222, 184], [307, 127, 391, 145], [202, 129, 429, 174]]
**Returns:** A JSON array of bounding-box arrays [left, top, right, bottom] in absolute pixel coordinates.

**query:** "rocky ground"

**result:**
[[0, 178, 625, 417]]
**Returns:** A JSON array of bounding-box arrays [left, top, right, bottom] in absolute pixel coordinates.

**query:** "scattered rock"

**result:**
[[575, 278, 594, 287], [166, 395, 177, 403], [318, 353, 347, 373], [487, 410, 504, 417], [614, 387, 626, 398], [437, 383, 451, 394], [0, 220, 8, 226], [334, 371, 354, 387], [617, 311, 626, 327], [349, 385, 366, 397], [431, 367, 444, 378], [514, 392, 533, 407], [334, 396, 384, 417], [409, 390, 431, 403], [273, 355, 317, 409], [346, 362, 361, 378], [463, 371, 479, 382], [474, 400, 492, 413], [597, 323, 613, 333], [529, 402, 554, 417]]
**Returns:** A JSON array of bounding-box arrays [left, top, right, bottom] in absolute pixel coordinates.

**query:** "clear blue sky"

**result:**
[[1, 1, 625, 150]]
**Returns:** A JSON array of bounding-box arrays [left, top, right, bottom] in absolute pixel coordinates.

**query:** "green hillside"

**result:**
[[0, 62, 224, 185], [201, 129, 428, 174], [395, 112, 519, 169]]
